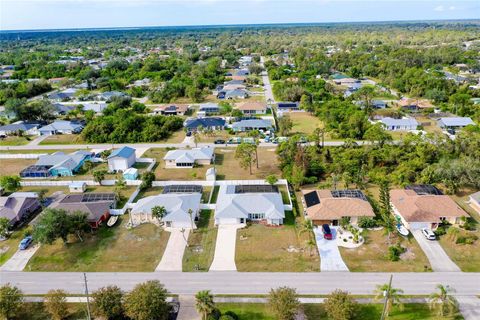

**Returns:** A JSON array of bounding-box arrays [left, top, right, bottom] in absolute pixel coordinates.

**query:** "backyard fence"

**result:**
[[0, 154, 45, 159]]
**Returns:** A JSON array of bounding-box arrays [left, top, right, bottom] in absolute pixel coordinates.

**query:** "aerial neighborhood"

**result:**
[[0, 18, 479, 320]]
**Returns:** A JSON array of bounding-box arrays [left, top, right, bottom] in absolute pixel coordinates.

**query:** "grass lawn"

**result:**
[[339, 229, 431, 272], [215, 147, 281, 180], [0, 136, 31, 146], [0, 227, 31, 266], [27, 216, 170, 271], [288, 112, 324, 136], [0, 149, 82, 154], [182, 210, 217, 271], [39, 134, 84, 145], [235, 211, 320, 272], [16, 303, 88, 320], [133, 187, 164, 201], [0, 158, 36, 175], [216, 303, 275, 320], [143, 148, 209, 181], [161, 130, 186, 144], [210, 186, 220, 203], [438, 190, 480, 272]]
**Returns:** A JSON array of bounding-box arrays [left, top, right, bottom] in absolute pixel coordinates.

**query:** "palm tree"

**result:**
[[195, 290, 215, 320], [151, 206, 167, 221], [374, 283, 404, 317], [429, 284, 458, 317], [305, 239, 316, 256], [114, 177, 126, 191], [188, 208, 195, 230], [299, 219, 314, 239]]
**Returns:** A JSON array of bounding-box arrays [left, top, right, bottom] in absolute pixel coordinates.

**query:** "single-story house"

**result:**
[[437, 117, 475, 130], [234, 69, 250, 76], [96, 91, 127, 102], [152, 104, 189, 116], [277, 102, 300, 111], [47, 88, 78, 101], [163, 147, 214, 168], [69, 181, 87, 193], [372, 100, 387, 109], [235, 102, 267, 115], [0, 192, 41, 226], [48, 193, 116, 229], [222, 84, 247, 91], [21, 150, 93, 177], [52, 103, 76, 115], [390, 188, 466, 230], [130, 192, 202, 229], [225, 79, 246, 86], [123, 167, 139, 180], [198, 103, 220, 117], [107, 146, 136, 172], [379, 117, 419, 131], [231, 119, 274, 132], [468, 191, 480, 215], [215, 184, 285, 225], [301, 189, 375, 226], [39, 120, 84, 135], [224, 89, 249, 100], [78, 101, 107, 113], [0, 121, 41, 136], [184, 117, 226, 132]]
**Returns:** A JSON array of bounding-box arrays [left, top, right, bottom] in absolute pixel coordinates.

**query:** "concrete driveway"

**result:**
[[156, 229, 190, 271], [456, 296, 480, 320], [0, 245, 40, 271], [411, 229, 460, 272], [313, 227, 349, 272], [210, 224, 242, 271]]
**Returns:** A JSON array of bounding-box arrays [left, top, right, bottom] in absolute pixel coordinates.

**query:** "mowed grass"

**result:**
[[15, 303, 88, 320], [215, 147, 281, 180], [235, 212, 320, 272], [216, 303, 461, 320], [339, 229, 431, 272], [39, 134, 84, 145], [288, 112, 324, 136], [183, 210, 218, 271], [0, 159, 36, 175], [0, 227, 30, 266], [0, 136, 31, 146], [27, 216, 170, 271], [143, 148, 209, 181]]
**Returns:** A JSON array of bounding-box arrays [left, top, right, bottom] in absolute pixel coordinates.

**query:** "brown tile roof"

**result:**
[[152, 104, 189, 113], [236, 101, 267, 111], [390, 189, 466, 223], [301, 189, 375, 221], [229, 75, 247, 81]]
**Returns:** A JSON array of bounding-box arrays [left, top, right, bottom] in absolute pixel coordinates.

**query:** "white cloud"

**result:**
[[434, 5, 444, 11]]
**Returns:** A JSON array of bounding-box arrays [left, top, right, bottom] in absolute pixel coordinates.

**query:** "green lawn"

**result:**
[[182, 210, 218, 271], [288, 112, 324, 136], [217, 303, 463, 320], [0, 227, 31, 266], [235, 212, 320, 272], [0, 158, 36, 176], [210, 186, 220, 204], [0, 136, 31, 146], [27, 216, 170, 271], [39, 134, 84, 145], [15, 303, 88, 320]]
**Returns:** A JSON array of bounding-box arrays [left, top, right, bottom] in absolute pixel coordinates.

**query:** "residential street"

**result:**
[[1, 271, 479, 296], [411, 229, 461, 272]]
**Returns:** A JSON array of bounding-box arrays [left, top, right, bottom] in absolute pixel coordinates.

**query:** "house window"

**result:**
[[176, 162, 193, 167], [248, 213, 265, 220], [439, 217, 446, 221]]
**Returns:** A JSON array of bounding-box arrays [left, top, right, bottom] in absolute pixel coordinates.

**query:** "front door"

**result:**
[[332, 220, 339, 226]]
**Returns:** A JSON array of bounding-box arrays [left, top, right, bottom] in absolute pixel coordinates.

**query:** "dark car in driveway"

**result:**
[[322, 224, 333, 240], [214, 139, 226, 144]]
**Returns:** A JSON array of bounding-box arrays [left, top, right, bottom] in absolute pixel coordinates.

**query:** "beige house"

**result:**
[[390, 189, 466, 230], [163, 147, 215, 168], [301, 189, 375, 226], [152, 104, 190, 116], [236, 101, 267, 115]]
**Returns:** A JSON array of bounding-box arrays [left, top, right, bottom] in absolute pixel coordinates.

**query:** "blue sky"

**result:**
[[1, 0, 478, 31]]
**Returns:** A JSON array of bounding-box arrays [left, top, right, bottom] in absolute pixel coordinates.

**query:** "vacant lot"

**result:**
[[39, 134, 84, 145], [27, 216, 170, 271], [235, 212, 319, 272], [216, 303, 459, 320], [339, 229, 431, 272], [288, 112, 323, 136], [215, 147, 281, 180], [0, 159, 36, 176], [183, 210, 217, 271]]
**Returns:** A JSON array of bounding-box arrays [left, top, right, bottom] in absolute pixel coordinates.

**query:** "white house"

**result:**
[[107, 146, 136, 172], [0, 121, 41, 136], [39, 120, 84, 135], [131, 193, 202, 229], [215, 184, 285, 225], [437, 117, 475, 130], [379, 117, 419, 131], [163, 147, 214, 168]]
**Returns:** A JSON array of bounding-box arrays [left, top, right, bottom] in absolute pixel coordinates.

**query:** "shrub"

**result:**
[[357, 217, 378, 229], [323, 289, 357, 320], [387, 243, 406, 261]]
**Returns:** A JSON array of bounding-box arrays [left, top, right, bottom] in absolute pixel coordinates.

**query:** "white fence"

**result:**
[[0, 154, 45, 159]]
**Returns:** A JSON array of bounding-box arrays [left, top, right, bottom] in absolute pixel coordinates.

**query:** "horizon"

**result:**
[[1, 0, 479, 31]]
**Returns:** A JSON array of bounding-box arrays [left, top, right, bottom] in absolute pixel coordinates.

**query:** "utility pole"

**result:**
[[83, 273, 92, 320], [380, 274, 393, 320]]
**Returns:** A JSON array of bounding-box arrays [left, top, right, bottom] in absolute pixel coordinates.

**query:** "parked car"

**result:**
[[214, 139, 226, 144], [19, 236, 33, 250], [322, 224, 333, 240], [422, 228, 436, 240], [186, 131, 192, 137]]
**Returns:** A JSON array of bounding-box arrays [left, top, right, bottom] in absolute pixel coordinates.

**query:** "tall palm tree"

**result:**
[[429, 284, 458, 317], [305, 239, 316, 256], [195, 290, 215, 320], [374, 283, 404, 317], [299, 219, 314, 239]]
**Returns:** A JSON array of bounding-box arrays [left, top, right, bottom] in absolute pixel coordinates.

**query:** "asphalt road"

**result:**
[[1, 271, 479, 296]]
